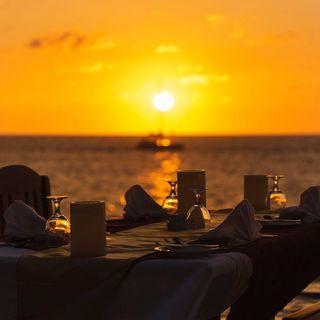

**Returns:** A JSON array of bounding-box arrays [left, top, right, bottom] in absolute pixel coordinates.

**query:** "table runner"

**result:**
[[106, 217, 164, 234], [17, 245, 156, 320]]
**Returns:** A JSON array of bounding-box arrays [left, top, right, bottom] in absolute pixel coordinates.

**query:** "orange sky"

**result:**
[[0, 0, 320, 135]]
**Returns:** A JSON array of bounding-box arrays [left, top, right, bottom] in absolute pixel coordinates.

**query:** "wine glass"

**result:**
[[46, 195, 71, 239], [186, 189, 211, 228], [162, 180, 178, 215], [266, 175, 287, 210]]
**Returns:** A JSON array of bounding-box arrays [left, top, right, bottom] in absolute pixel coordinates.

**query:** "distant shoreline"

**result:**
[[1, 134, 320, 139]]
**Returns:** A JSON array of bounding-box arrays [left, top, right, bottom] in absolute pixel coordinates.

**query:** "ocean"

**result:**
[[0, 135, 320, 317], [1, 136, 320, 216]]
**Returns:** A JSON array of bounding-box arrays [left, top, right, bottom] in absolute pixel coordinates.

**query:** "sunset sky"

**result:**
[[1, 0, 319, 135]]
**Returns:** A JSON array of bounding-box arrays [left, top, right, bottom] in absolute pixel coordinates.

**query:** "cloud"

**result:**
[[155, 44, 179, 54], [180, 74, 209, 85], [178, 64, 205, 73], [28, 31, 116, 51], [230, 29, 246, 40], [78, 62, 113, 74], [265, 31, 300, 43], [206, 14, 225, 23], [247, 30, 301, 46], [180, 73, 230, 86]]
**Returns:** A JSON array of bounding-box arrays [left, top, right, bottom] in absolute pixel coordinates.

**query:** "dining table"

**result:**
[[108, 213, 320, 320], [1, 212, 320, 320], [0, 214, 251, 320], [226, 221, 320, 320]]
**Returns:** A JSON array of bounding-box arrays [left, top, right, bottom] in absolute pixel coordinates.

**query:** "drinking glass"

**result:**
[[46, 195, 71, 238], [186, 189, 211, 225], [162, 180, 178, 215], [266, 175, 287, 210]]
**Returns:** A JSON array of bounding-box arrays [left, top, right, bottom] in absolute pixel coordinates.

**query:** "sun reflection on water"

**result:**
[[139, 152, 181, 205]]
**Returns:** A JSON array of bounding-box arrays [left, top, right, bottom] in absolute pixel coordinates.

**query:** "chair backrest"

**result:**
[[0, 165, 52, 236]]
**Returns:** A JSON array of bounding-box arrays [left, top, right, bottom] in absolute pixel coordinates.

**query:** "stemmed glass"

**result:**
[[162, 180, 178, 215], [46, 195, 71, 238], [266, 175, 287, 210], [186, 189, 211, 227]]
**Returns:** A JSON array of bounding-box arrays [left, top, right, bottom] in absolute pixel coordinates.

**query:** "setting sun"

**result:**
[[153, 92, 175, 112]]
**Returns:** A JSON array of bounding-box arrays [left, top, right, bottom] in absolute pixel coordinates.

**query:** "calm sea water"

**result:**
[[0, 135, 320, 317], [1, 136, 320, 216]]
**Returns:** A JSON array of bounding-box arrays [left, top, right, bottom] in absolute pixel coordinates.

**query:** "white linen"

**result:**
[[299, 186, 320, 222], [0, 248, 251, 320], [4, 200, 46, 240], [123, 185, 166, 220], [105, 252, 251, 320], [280, 186, 320, 222], [199, 200, 262, 244]]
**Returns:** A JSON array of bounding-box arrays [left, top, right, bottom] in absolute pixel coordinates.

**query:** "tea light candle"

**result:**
[[244, 175, 269, 210], [177, 170, 206, 217], [70, 201, 106, 257]]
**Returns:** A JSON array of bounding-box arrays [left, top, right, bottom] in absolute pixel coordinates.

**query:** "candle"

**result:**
[[244, 175, 269, 210], [176, 170, 206, 230], [70, 201, 106, 257]]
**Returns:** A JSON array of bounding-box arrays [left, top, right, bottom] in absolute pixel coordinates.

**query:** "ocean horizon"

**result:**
[[1, 135, 320, 217]]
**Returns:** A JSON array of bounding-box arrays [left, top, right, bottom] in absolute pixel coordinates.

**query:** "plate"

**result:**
[[257, 218, 301, 228], [154, 244, 219, 258]]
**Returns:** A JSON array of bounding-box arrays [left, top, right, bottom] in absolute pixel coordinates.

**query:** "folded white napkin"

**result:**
[[299, 186, 320, 222], [280, 186, 320, 222], [4, 200, 46, 240], [123, 185, 166, 220], [199, 200, 262, 245]]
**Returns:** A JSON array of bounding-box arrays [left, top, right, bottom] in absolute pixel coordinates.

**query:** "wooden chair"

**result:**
[[283, 302, 320, 320], [0, 165, 52, 236]]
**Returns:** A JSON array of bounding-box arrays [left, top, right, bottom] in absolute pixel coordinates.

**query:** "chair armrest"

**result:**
[[283, 302, 320, 320]]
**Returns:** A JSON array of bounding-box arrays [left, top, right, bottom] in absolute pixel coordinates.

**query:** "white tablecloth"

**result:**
[[0, 247, 33, 320], [105, 252, 251, 320], [0, 247, 250, 320], [0, 219, 252, 320]]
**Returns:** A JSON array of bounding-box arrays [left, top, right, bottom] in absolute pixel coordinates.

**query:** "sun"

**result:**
[[153, 91, 175, 112]]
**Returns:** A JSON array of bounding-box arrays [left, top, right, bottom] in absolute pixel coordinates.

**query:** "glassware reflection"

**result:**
[[162, 180, 178, 215], [186, 189, 211, 229], [46, 195, 71, 239], [267, 175, 287, 210], [139, 152, 181, 205]]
